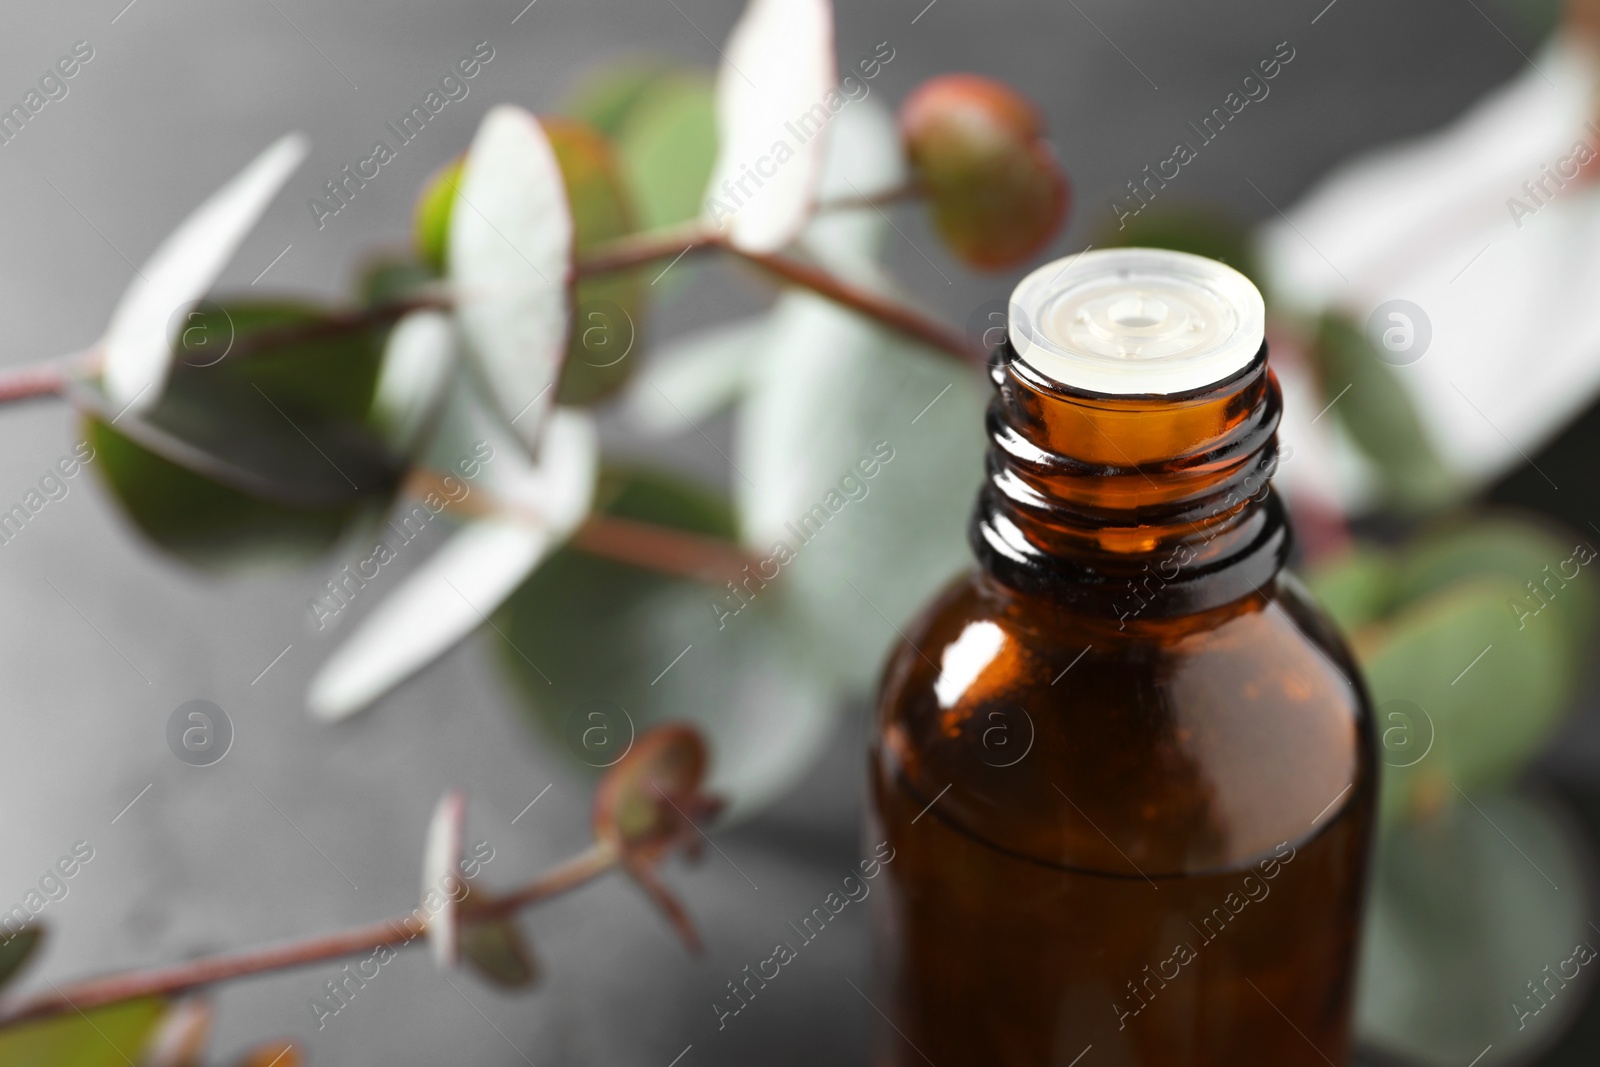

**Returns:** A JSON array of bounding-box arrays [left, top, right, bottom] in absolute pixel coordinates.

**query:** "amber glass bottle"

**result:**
[[868, 250, 1376, 1066]]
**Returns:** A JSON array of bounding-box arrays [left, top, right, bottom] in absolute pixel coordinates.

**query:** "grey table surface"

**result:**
[[0, 1, 1542, 1063]]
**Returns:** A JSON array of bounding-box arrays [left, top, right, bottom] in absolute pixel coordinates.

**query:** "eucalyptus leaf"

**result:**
[[355, 253, 437, 308], [0, 997, 167, 1067], [1357, 794, 1596, 1067], [449, 105, 574, 451], [1359, 577, 1577, 824], [102, 134, 307, 415], [1308, 516, 1597, 823], [307, 406, 598, 720], [0, 926, 42, 991], [703, 0, 835, 252], [612, 72, 718, 231], [734, 292, 987, 691], [414, 157, 463, 273], [422, 790, 466, 969], [370, 310, 457, 455], [1256, 40, 1600, 499], [84, 302, 399, 568], [460, 917, 538, 988], [1390, 517, 1597, 646], [563, 61, 681, 138], [1304, 545, 1397, 634], [1311, 313, 1454, 512], [544, 117, 646, 405]]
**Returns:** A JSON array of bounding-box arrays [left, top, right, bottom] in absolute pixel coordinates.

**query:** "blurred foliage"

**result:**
[[0, 998, 167, 1067], [460, 915, 539, 988], [354, 253, 435, 308], [1311, 517, 1597, 824], [87, 302, 398, 568], [0, 927, 42, 990], [543, 116, 647, 405], [563, 63, 718, 232], [1310, 313, 1455, 513], [1357, 795, 1593, 1066], [1312, 516, 1600, 1062], [413, 156, 462, 274]]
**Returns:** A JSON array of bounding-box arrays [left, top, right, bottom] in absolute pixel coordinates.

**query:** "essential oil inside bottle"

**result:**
[[868, 248, 1376, 1066]]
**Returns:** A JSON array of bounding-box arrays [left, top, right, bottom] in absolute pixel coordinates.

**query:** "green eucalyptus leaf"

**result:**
[[562, 61, 680, 137], [1305, 545, 1397, 634], [1359, 576, 1577, 824], [497, 466, 839, 819], [1357, 794, 1595, 1067], [0, 926, 42, 991], [85, 302, 400, 568], [356, 253, 437, 308], [612, 73, 717, 231], [174, 303, 384, 422], [544, 117, 646, 405], [1390, 517, 1597, 646], [564, 61, 717, 233], [460, 917, 539, 988], [414, 157, 463, 274], [0, 997, 167, 1067], [1310, 313, 1454, 512], [734, 292, 988, 692]]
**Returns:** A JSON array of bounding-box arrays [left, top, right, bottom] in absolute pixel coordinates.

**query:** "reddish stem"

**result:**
[[570, 513, 758, 584], [723, 242, 985, 366], [0, 360, 73, 405], [473, 842, 617, 920], [575, 223, 719, 276], [574, 227, 984, 366], [0, 846, 620, 1026]]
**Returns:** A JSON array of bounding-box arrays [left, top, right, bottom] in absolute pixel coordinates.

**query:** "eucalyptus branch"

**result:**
[[0, 212, 982, 417], [574, 226, 985, 366], [723, 243, 984, 365], [0, 843, 622, 1027], [574, 221, 721, 276]]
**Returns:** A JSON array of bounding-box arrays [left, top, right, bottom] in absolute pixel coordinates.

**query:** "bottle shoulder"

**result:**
[[874, 569, 1376, 876]]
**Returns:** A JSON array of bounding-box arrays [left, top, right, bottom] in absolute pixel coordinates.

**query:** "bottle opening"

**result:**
[[1008, 248, 1265, 396]]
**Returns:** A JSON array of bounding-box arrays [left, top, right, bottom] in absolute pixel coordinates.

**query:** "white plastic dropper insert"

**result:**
[[1007, 248, 1265, 396]]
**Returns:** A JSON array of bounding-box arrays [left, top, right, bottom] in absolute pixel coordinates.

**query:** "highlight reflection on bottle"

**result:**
[[868, 249, 1376, 1066]]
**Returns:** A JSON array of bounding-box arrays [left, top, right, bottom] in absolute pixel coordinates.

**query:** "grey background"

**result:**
[[0, 0, 1554, 1064]]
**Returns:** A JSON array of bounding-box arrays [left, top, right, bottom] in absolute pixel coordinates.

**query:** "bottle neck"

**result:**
[[970, 342, 1290, 622]]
